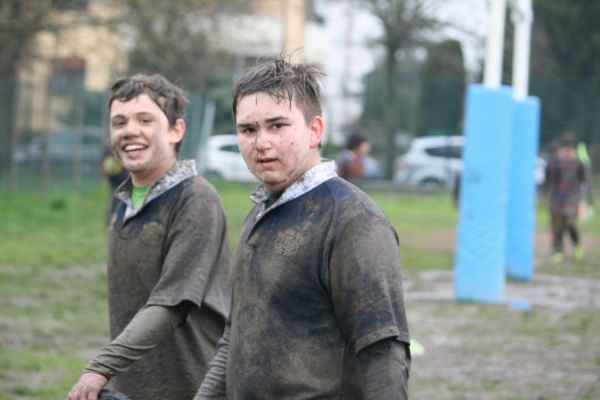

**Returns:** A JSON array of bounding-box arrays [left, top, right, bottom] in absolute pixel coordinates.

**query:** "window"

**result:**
[[49, 57, 86, 96], [56, 0, 90, 11], [220, 144, 240, 153], [426, 145, 463, 159]]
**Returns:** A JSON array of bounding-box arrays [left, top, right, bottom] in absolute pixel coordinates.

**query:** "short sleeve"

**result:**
[[327, 210, 410, 354], [147, 180, 230, 312]]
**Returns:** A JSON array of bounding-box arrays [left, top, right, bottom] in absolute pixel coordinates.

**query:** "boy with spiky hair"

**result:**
[[196, 57, 410, 400]]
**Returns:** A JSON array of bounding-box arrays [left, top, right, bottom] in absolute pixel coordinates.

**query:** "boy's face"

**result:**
[[109, 93, 184, 185], [235, 92, 323, 193]]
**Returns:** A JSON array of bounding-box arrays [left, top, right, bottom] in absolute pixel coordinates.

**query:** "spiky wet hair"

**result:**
[[232, 56, 325, 123]]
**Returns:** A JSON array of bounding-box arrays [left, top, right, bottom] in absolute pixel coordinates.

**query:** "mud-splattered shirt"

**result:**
[[225, 162, 409, 399], [108, 160, 230, 400]]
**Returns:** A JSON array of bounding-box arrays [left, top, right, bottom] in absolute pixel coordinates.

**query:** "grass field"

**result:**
[[1, 179, 599, 399]]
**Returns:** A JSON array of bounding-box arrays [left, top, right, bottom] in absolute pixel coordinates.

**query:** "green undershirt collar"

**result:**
[[131, 183, 151, 209], [130, 161, 179, 209]]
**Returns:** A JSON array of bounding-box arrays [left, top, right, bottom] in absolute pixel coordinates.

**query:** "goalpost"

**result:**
[[455, 0, 541, 302]]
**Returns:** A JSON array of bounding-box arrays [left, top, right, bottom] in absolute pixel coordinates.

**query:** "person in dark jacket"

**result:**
[[336, 131, 371, 188], [545, 136, 588, 262]]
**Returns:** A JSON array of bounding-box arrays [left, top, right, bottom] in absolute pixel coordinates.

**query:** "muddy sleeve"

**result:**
[[327, 211, 410, 352], [84, 304, 189, 379], [147, 184, 230, 311], [544, 161, 555, 192], [194, 322, 230, 400], [357, 338, 410, 400]]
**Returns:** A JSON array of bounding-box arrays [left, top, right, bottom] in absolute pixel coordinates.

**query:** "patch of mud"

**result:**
[[405, 271, 600, 399], [407, 270, 600, 311], [403, 228, 600, 258]]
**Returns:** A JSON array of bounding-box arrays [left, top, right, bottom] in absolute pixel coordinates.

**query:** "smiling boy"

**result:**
[[67, 74, 230, 400]]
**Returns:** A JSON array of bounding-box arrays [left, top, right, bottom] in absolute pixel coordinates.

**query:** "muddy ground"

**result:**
[[2, 229, 598, 399], [405, 271, 600, 399], [402, 229, 600, 399]]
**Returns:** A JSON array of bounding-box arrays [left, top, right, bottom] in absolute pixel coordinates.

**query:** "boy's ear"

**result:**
[[309, 116, 324, 148], [170, 119, 186, 145]]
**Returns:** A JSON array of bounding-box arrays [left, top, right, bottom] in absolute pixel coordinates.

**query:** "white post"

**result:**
[[484, 0, 508, 88], [511, 0, 533, 100]]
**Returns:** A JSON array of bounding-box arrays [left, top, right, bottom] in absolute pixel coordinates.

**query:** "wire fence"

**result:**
[[1, 73, 599, 195], [0, 78, 213, 196]]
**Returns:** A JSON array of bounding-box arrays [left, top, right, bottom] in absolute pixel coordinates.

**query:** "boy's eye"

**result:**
[[272, 122, 289, 130]]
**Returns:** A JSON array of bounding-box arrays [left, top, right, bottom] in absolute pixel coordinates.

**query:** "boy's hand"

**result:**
[[67, 372, 108, 400]]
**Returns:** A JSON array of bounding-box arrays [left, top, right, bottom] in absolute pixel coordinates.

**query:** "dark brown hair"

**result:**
[[232, 56, 325, 124], [346, 131, 368, 151]]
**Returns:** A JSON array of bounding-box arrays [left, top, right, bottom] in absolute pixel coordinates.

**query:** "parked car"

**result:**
[[200, 135, 257, 182], [394, 135, 546, 189], [15, 127, 104, 168]]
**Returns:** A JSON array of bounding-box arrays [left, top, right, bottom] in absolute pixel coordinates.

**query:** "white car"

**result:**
[[199, 135, 257, 182], [394, 135, 546, 189]]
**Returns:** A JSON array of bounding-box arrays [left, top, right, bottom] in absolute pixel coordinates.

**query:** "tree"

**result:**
[[0, 1, 59, 173], [120, 0, 250, 140], [415, 39, 465, 137], [0, 1, 61, 79], [533, 0, 600, 78], [0, 0, 115, 176], [122, 0, 244, 93], [359, 0, 442, 179], [360, 57, 421, 144], [529, 0, 600, 146]]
